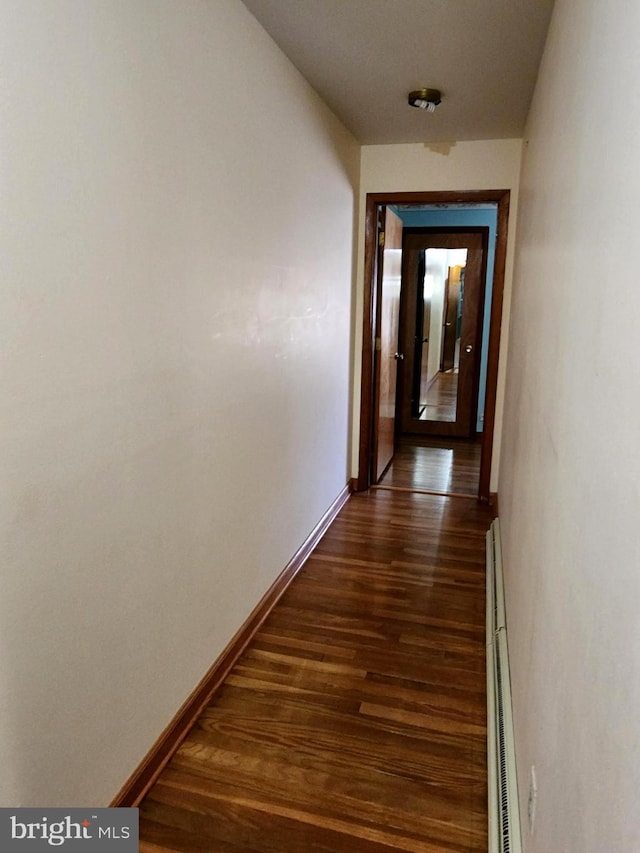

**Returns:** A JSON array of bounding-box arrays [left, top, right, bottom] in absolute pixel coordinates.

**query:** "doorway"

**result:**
[[376, 435, 482, 495], [397, 228, 488, 438], [357, 190, 510, 503]]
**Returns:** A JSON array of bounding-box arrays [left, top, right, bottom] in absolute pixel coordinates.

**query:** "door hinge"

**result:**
[[379, 231, 385, 247], [375, 336, 382, 351]]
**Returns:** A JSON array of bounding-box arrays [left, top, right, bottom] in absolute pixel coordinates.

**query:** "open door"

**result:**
[[357, 189, 511, 500], [371, 207, 403, 481]]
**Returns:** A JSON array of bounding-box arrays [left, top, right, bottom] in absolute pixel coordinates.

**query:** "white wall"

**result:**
[[498, 1, 640, 850], [354, 140, 523, 489], [0, 0, 358, 806]]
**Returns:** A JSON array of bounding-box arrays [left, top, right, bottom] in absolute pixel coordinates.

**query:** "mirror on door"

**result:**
[[411, 248, 468, 424]]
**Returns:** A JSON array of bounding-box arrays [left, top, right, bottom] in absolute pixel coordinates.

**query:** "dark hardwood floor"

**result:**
[[377, 437, 481, 496], [418, 371, 459, 422], [139, 489, 491, 852]]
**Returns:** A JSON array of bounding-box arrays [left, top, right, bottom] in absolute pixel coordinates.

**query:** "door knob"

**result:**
[[465, 344, 473, 353], [394, 352, 404, 360]]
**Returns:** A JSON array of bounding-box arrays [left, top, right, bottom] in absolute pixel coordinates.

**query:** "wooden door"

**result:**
[[372, 207, 403, 481], [398, 229, 487, 438]]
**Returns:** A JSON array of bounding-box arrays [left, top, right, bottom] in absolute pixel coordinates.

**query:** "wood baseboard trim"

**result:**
[[489, 491, 499, 518], [110, 482, 351, 808]]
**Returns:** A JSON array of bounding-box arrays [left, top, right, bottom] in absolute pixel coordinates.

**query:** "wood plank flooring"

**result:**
[[419, 372, 459, 422], [139, 490, 491, 852], [377, 437, 481, 496]]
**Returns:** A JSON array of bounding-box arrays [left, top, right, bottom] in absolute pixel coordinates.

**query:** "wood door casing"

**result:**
[[372, 207, 403, 481], [357, 189, 511, 501], [398, 229, 487, 438]]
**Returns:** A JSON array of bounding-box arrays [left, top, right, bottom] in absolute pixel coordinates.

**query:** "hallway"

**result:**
[[139, 489, 491, 852], [5, 1, 638, 846]]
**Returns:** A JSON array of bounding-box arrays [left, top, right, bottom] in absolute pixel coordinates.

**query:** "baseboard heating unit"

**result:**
[[486, 519, 522, 853]]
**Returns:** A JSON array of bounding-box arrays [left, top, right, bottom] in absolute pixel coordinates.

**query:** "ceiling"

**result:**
[[241, 0, 555, 145]]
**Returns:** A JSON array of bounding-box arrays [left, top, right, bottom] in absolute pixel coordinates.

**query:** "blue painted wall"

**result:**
[[391, 206, 498, 432]]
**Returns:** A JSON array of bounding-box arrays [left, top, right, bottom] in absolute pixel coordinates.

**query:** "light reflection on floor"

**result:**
[[377, 436, 481, 496]]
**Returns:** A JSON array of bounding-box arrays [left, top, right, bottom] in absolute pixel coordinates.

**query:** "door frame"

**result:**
[[356, 189, 511, 502], [398, 226, 488, 438]]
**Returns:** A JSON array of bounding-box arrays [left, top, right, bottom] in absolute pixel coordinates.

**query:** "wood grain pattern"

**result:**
[[112, 484, 350, 809], [378, 436, 481, 496], [419, 372, 458, 422], [357, 196, 382, 492], [373, 207, 403, 480], [398, 229, 487, 439], [357, 189, 511, 502], [139, 490, 491, 852]]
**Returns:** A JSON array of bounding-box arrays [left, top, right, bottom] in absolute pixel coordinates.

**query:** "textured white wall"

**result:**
[[0, 0, 358, 806], [354, 140, 523, 489], [499, 1, 640, 850]]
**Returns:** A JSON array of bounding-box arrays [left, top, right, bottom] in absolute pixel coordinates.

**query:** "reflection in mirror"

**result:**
[[411, 248, 467, 423]]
